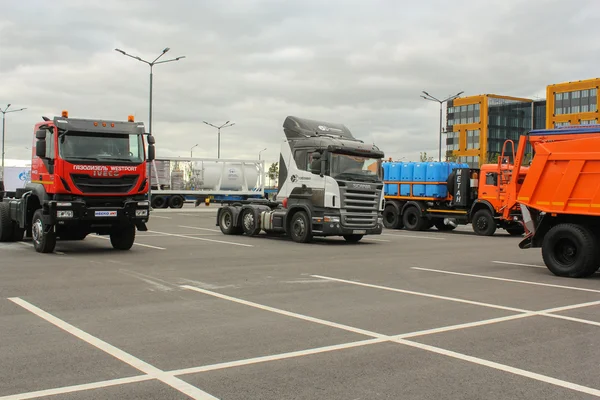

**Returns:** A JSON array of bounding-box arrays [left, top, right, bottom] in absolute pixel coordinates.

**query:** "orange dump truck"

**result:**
[[503, 126, 600, 278]]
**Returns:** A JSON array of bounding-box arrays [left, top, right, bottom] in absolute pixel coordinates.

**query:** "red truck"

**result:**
[[0, 111, 155, 253], [501, 125, 600, 278]]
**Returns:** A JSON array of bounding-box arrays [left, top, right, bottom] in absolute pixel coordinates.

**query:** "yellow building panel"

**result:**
[[546, 77, 600, 128]]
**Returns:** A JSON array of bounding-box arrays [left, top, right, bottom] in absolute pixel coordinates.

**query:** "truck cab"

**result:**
[[217, 116, 385, 243], [0, 111, 156, 253]]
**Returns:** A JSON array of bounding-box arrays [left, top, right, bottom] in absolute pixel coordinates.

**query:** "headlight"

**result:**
[[138, 201, 149, 207], [136, 209, 148, 217], [57, 210, 74, 218], [324, 216, 340, 223], [56, 202, 72, 207]]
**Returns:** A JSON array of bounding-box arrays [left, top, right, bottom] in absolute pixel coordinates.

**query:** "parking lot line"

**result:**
[[8, 298, 219, 400], [492, 260, 546, 269], [394, 338, 600, 398], [178, 226, 221, 233], [381, 233, 446, 240], [149, 215, 172, 219], [148, 230, 254, 247], [87, 235, 166, 250], [311, 274, 527, 313], [0, 375, 153, 400], [412, 267, 600, 294], [180, 283, 600, 398]]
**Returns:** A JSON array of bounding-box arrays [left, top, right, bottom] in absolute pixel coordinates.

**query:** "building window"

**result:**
[[582, 90, 589, 98], [556, 93, 563, 101], [572, 90, 580, 99], [582, 104, 589, 112]]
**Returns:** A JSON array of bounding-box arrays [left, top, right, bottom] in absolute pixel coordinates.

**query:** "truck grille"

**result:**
[[70, 174, 139, 194], [340, 186, 381, 228]]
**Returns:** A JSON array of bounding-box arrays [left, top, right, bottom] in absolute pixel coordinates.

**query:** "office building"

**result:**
[[546, 78, 599, 128]]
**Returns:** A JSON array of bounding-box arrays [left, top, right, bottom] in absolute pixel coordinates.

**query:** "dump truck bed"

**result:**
[[517, 127, 600, 217]]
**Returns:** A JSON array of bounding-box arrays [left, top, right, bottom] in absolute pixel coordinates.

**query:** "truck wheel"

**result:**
[[472, 209, 496, 236], [343, 234, 363, 243], [241, 208, 261, 236], [289, 211, 313, 243], [383, 204, 402, 229], [219, 208, 242, 235], [151, 196, 167, 209], [0, 202, 12, 241], [542, 223, 599, 278], [31, 209, 56, 253], [169, 195, 184, 209], [505, 226, 525, 236], [110, 225, 136, 250], [402, 206, 426, 231], [434, 219, 456, 231]]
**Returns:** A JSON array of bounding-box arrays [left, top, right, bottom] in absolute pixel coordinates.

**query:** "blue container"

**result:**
[[386, 162, 401, 195], [400, 162, 414, 196], [426, 162, 449, 197], [382, 162, 391, 195], [413, 162, 427, 197]]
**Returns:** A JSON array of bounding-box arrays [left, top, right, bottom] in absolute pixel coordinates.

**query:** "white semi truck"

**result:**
[[216, 116, 386, 243]]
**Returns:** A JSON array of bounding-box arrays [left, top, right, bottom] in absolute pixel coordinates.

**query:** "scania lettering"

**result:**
[[216, 116, 385, 243], [0, 111, 156, 253]]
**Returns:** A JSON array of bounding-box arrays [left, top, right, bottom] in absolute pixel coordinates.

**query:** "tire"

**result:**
[[472, 209, 497, 236], [434, 219, 456, 231], [241, 208, 261, 236], [0, 202, 13, 242], [542, 223, 599, 278], [402, 206, 426, 231], [110, 225, 136, 250], [218, 208, 242, 235], [505, 225, 525, 236], [151, 196, 167, 209], [169, 195, 184, 209], [31, 209, 56, 253], [382, 204, 402, 229], [289, 211, 312, 243], [343, 234, 363, 243]]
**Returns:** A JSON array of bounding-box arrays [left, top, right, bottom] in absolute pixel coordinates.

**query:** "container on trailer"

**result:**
[[413, 162, 427, 197], [400, 162, 414, 196]]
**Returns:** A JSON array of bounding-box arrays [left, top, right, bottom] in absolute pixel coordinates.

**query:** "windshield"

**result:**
[[59, 131, 144, 163], [330, 153, 382, 182]]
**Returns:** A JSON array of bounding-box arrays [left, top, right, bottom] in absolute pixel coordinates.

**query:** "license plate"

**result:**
[[95, 210, 117, 217], [353, 230, 366, 234]]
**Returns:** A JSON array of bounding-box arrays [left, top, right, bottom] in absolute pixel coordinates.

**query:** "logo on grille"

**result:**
[[92, 170, 119, 177], [351, 183, 371, 190]]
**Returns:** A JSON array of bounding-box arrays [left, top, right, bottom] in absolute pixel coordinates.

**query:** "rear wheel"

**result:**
[[169, 195, 185, 209], [402, 206, 426, 231], [110, 225, 136, 250], [289, 211, 312, 243], [472, 209, 497, 236], [241, 208, 261, 236], [343, 234, 363, 243], [542, 223, 599, 278], [31, 209, 56, 253], [0, 202, 13, 242], [151, 196, 168, 209], [218, 208, 242, 235]]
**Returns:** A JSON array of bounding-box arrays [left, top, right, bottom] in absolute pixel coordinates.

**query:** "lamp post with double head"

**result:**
[[202, 121, 235, 159], [421, 90, 464, 162]]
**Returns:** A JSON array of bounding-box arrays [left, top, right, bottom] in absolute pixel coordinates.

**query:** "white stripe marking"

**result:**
[[542, 300, 600, 313], [8, 298, 218, 400], [363, 238, 390, 242], [149, 231, 253, 247], [181, 285, 384, 338], [381, 233, 446, 240], [311, 275, 527, 313], [88, 235, 166, 250], [178, 226, 221, 232], [394, 338, 600, 398], [150, 215, 171, 219], [412, 267, 600, 294], [0, 376, 153, 400], [493, 260, 546, 269]]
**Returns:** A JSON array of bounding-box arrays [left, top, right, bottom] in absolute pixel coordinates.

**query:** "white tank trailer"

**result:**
[[148, 157, 266, 208]]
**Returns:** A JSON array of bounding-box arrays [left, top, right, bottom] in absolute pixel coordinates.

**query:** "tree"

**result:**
[[445, 150, 459, 162], [419, 152, 434, 162], [268, 162, 279, 186]]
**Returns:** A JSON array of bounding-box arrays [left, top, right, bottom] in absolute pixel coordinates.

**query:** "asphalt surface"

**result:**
[[1, 204, 600, 399]]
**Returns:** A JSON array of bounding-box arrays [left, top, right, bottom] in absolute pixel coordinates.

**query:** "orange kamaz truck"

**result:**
[[503, 125, 600, 278]]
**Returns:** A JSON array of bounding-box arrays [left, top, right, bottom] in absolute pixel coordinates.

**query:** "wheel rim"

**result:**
[[477, 217, 488, 230], [32, 218, 43, 245], [384, 210, 395, 225], [407, 212, 417, 227], [221, 212, 231, 228], [555, 238, 577, 266], [243, 212, 255, 231], [293, 217, 305, 237]]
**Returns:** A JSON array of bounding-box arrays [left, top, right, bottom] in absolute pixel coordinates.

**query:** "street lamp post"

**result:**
[[258, 147, 267, 160], [1, 104, 27, 181], [190, 144, 199, 158], [203, 121, 235, 158], [421, 90, 464, 162]]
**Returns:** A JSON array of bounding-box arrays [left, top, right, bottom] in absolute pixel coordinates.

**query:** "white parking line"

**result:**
[[8, 298, 218, 400], [178, 226, 221, 233], [87, 235, 166, 250], [412, 267, 600, 294], [150, 215, 172, 219], [493, 261, 546, 269], [381, 233, 446, 240], [148, 231, 254, 248]]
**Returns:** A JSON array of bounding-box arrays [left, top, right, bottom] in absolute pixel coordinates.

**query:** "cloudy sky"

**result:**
[[1, 0, 599, 166]]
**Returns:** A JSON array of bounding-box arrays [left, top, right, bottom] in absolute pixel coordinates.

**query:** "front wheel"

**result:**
[[110, 225, 136, 250], [472, 209, 497, 236], [31, 209, 56, 253], [542, 223, 599, 278], [289, 211, 312, 243], [343, 234, 363, 243]]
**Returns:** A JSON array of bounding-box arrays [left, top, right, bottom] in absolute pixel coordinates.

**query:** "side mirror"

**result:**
[[311, 151, 321, 160], [35, 129, 47, 140], [36, 140, 46, 158], [147, 134, 156, 145], [147, 145, 155, 161]]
